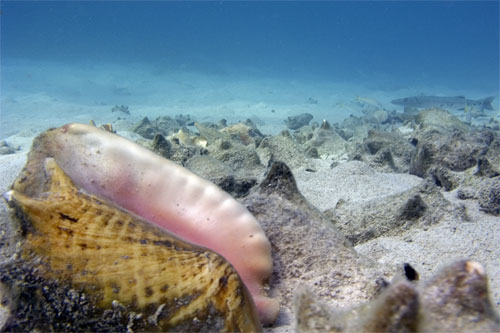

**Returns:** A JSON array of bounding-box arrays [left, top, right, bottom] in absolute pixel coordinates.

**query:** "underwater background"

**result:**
[[2, 2, 500, 331], [1, 1, 499, 137]]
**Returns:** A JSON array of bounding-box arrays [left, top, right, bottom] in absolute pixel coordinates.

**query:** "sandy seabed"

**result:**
[[1, 60, 499, 329]]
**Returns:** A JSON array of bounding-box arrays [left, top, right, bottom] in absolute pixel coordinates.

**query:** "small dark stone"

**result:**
[[403, 263, 419, 281]]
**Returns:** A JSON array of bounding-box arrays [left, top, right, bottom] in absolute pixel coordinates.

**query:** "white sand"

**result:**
[[0, 153, 27, 193]]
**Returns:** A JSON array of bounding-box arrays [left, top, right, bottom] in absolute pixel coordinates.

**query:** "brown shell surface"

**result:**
[[7, 158, 261, 332]]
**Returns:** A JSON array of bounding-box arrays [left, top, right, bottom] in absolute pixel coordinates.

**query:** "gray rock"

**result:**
[[174, 114, 194, 126], [477, 177, 500, 215], [410, 129, 493, 178], [294, 161, 422, 213], [340, 115, 374, 143], [304, 121, 350, 161], [477, 137, 500, 177], [185, 155, 257, 198], [352, 130, 416, 173], [242, 162, 392, 327], [447, 172, 500, 216], [295, 280, 419, 333], [416, 108, 470, 133], [133, 116, 186, 139], [0, 141, 17, 155], [285, 113, 313, 130], [325, 179, 467, 245], [294, 260, 500, 332], [207, 140, 262, 173], [428, 165, 469, 191], [155, 116, 187, 135], [151, 133, 172, 159], [132, 117, 156, 139], [419, 260, 500, 332], [256, 131, 311, 170]]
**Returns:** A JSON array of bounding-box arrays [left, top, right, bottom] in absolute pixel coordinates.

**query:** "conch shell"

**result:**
[[13, 123, 278, 325], [3, 158, 261, 332]]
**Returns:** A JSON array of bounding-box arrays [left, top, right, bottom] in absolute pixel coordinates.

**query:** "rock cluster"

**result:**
[[3, 104, 499, 331]]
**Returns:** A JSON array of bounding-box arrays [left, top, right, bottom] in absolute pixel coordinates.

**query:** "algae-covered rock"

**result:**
[[478, 137, 500, 177], [208, 140, 263, 173], [410, 129, 493, 177], [477, 177, 500, 215], [256, 130, 311, 170], [416, 108, 469, 133], [352, 130, 416, 173], [304, 121, 350, 161], [409, 109, 495, 178], [194, 122, 222, 144]]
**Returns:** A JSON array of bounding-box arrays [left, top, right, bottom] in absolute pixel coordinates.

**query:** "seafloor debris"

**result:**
[[0, 141, 17, 155], [1, 158, 261, 332], [284, 113, 314, 130], [111, 104, 130, 115], [133, 115, 194, 139], [89, 120, 115, 133], [295, 260, 500, 332], [2, 104, 500, 332]]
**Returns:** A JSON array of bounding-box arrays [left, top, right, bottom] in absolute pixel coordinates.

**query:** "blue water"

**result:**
[[2, 1, 498, 90]]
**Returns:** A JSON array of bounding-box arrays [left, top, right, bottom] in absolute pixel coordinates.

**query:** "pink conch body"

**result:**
[[44, 123, 279, 324]]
